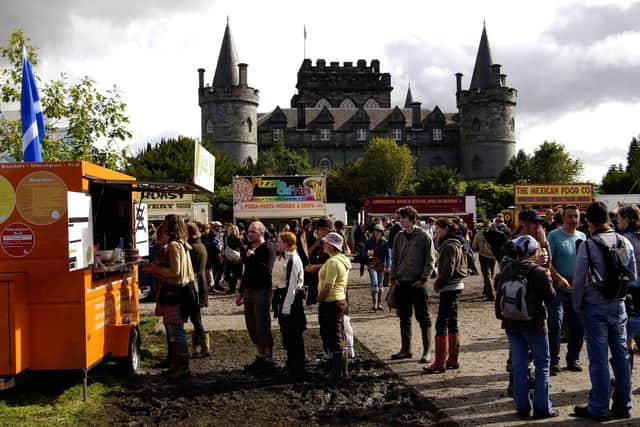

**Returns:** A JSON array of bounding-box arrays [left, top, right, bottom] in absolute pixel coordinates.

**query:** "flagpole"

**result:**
[[303, 25, 307, 59]]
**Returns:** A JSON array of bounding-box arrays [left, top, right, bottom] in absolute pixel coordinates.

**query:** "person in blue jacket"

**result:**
[[361, 223, 391, 311]]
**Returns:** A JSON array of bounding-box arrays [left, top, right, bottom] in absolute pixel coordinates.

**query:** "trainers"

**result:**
[[573, 405, 610, 421]]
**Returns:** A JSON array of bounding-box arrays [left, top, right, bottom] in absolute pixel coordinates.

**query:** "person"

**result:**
[[389, 206, 436, 364], [205, 222, 225, 293], [289, 219, 309, 267], [223, 223, 244, 294], [423, 218, 467, 374], [388, 215, 403, 250], [235, 221, 277, 374], [543, 209, 557, 235], [304, 217, 333, 305], [142, 214, 195, 379], [334, 220, 352, 256], [186, 222, 210, 358], [572, 201, 635, 421], [495, 235, 557, 419], [472, 221, 498, 301], [317, 231, 352, 379], [547, 205, 586, 374], [361, 223, 391, 311], [273, 231, 307, 380]]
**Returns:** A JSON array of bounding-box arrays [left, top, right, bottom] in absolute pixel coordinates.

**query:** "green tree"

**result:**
[[626, 136, 640, 181], [358, 137, 414, 195], [496, 149, 531, 184], [0, 29, 131, 168], [253, 136, 311, 175], [466, 181, 514, 220], [325, 161, 368, 219], [527, 141, 583, 183], [414, 165, 466, 195], [601, 164, 634, 194]]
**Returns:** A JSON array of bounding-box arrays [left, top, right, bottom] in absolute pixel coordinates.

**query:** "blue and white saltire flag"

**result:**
[[21, 47, 45, 162]]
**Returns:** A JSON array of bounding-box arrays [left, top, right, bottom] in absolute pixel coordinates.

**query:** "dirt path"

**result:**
[[140, 257, 640, 426]]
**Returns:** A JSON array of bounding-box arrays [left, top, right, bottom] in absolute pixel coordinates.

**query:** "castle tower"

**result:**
[[198, 20, 259, 165], [456, 24, 517, 180]]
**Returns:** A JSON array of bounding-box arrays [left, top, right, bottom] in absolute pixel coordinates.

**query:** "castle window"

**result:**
[[272, 128, 283, 142], [356, 128, 367, 142], [318, 157, 333, 171], [406, 132, 414, 142], [392, 128, 403, 142], [315, 98, 332, 108], [339, 99, 356, 109], [364, 98, 379, 109], [510, 117, 515, 132], [246, 118, 253, 133], [472, 118, 481, 131], [320, 128, 332, 141], [432, 128, 442, 141], [206, 119, 214, 134]]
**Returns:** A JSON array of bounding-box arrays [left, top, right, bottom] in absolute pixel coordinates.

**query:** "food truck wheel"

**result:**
[[119, 327, 140, 376]]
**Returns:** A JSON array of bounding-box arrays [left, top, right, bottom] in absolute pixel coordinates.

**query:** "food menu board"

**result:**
[[0, 175, 16, 224], [16, 171, 67, 225], [67, 192, 94, 271]]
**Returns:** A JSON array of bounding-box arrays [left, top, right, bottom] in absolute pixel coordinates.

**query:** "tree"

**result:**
[[325, 161, 368, 219], [626, 136, 640, 181], [414, 165, 466, 195], [527, 141, 583, 183], [496, 149, 530, 184], [252, 136, 310, 175], [0, 30, 131, 168], [465, 181, 514, 220], [358, 138, 414, 195], [601, 164, 634, 194]]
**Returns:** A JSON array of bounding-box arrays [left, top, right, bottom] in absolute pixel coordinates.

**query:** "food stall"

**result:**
[[0, 161, 149, 399], [363, 195, 477, 227]]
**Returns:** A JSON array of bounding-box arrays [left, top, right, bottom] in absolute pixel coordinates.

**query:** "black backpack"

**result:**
[[585, 232, 631, 300]]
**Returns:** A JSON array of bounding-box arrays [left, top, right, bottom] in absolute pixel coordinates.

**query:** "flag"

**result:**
[[21, 47, 45, 162], [304, 25, 307, 40]]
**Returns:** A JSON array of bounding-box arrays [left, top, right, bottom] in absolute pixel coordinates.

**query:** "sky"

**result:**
[[1, 0, 639, 183]]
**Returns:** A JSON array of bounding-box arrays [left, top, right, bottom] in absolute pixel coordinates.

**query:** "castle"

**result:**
[[198, 22, 517, 181]]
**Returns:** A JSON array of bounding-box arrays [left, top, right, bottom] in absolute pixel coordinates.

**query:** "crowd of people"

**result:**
[[142, 200, 639, 421]]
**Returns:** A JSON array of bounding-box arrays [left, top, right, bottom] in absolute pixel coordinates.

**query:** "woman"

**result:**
[[273, 231, 307, 380], [360, 223, 391, 311], [224, 224, 244, 294], [187, 222, 210, 358], [143, 214, 195, 379], [423, 218, 467, 374], [317, 232, 352, 379], [495, 235, 556, 419]]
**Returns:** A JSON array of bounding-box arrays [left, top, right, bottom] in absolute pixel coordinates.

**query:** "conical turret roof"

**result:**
[[404, 83, 414, 108], [469, 23, 494, 90], [213, 20, 239, 88]]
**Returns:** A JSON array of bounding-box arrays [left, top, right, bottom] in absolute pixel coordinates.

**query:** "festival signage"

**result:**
[[193, 141, 215, 193], [364, 196, 466, 215], [514, 184, 593, 205], [233, 176, 326, 218]]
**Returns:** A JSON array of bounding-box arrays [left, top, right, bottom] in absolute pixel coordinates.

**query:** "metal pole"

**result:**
[[82, 369, 88, 402]]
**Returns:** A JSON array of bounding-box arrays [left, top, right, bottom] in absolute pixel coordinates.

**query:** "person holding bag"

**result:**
[[143, 214, 195, 379], [224, 223, 244, 294]]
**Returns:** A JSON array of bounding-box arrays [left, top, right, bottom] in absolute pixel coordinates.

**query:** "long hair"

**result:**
[[278, 231, 297, 251], [164, 214, 188, 243]]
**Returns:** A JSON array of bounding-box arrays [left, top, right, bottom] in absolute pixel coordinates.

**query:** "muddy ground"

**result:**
[[96, 327, 451, 427]]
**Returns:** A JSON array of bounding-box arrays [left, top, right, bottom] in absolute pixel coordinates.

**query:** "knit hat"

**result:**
[[322, 232, 344, 251], [512, 235, 539, 258]]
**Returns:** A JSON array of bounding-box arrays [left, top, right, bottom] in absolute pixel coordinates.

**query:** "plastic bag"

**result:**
[[344, 314, 355, 359]]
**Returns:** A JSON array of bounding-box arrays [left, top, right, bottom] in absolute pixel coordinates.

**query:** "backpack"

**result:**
[[585, 232, 631, 300], [500, 264, 536, 321], [484, 226, 511, 262]]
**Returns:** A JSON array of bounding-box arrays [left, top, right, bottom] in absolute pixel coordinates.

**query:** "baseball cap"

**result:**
[[518, 209, 538, 223], [373, 223, 385, 232], [322, 232, 344, 251], [512, 235, 539, 258]]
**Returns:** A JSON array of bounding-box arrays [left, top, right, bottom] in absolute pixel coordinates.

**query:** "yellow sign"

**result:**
[[0, 176, 16, 224], [514, 184, 593, 205]]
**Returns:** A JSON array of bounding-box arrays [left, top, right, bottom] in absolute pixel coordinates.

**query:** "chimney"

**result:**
[[297, 102, 306, 130], [455, 73, 463, 93], [500, 74, 507, 87], [411, 102, 422, 129], [238, 63, 248, 87], [198, 68, 205, 90], [491, 64, 501, 87], [371, 59, 380, 72]]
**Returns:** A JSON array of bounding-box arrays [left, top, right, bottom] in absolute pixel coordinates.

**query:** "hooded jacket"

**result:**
[[434, 232, 467, 292], [318, 253, 352, 302]]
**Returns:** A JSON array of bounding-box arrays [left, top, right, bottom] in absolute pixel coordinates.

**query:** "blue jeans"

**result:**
[[395, 284, 431, 329], [506, 330, 553, 416], [166, 323, 187, 344], [548, 290, 583, 366], [582, 302, 632, 417], [368, 268, 384, 292]]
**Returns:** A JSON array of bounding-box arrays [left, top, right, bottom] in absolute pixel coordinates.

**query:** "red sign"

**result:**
[[1, 222, 35, 257], [364, 196, 466, 215]]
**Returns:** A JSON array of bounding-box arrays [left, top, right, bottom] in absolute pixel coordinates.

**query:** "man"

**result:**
[[543, 209, 557, 235], [387, 214, 403, 250], [235, 221, 277, 374], [304, 217, 333, 305], [389, 206, 436, 363], [572, 201, 635, 421], [547, 205, 586, 374], [205, 221, 225, 293], [472, 221, 498, 301]]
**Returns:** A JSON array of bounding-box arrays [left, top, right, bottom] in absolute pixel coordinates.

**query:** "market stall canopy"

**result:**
[[84, 179, 214, 195]]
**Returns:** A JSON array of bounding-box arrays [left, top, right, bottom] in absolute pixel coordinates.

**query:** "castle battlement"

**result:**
[[300, 58, 382, 73], [456, 87, 517, 107]]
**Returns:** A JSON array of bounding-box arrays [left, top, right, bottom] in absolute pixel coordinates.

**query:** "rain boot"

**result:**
[[200, 331, 210, 357], [423, 335, 448, 374], [168, 342, 191, 380], [328, 352, 345, 380], [371, 292, 378, 311], [391, 324, 413, 359], [377, 290, 383, 310], [190, 331, 201, 358], [446, 332, 460, 369], [418, 326, 433, 364], [162, 341, 179, 376]]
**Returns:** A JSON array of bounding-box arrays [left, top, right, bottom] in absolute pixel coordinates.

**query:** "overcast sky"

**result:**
[[2, 0, 639, 183]]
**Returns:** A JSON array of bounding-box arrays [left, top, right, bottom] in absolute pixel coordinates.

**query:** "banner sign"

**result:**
[[364, 196, 466, 215], [193, 141, 215, 193], [233, 176, 326, 218], [515, 184, 593, 205]]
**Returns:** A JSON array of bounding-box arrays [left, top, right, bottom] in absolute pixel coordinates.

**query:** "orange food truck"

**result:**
[[0, 161, 151, 399]]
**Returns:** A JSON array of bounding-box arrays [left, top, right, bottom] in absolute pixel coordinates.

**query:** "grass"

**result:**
[[0, 315, 164, 426]]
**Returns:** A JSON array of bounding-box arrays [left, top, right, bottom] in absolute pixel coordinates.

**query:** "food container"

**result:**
[[95, 250, 115, 263]]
